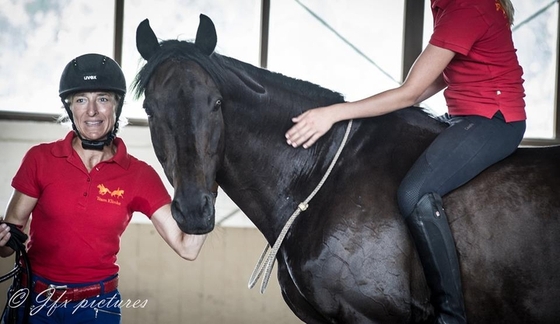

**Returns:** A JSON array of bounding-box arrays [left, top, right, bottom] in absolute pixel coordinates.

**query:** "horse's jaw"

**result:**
[[170, 192, 216, 234]]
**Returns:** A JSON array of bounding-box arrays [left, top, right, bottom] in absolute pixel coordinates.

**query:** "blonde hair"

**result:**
[[499, 0, 515, 25]]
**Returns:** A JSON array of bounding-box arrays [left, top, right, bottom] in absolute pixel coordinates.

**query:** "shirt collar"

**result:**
[[432, 0, 452, 10], [51, 131, 131, 170]]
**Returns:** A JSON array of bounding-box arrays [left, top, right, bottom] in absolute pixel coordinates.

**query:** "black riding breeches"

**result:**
[[397, 111, 526, 217]]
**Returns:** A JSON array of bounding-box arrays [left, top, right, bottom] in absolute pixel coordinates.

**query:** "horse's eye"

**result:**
[[214, 99, 222, 111]]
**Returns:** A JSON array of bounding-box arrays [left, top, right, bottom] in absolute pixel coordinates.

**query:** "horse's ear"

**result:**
[[195, 14, 217, 56], [136, 19, 160, 61]]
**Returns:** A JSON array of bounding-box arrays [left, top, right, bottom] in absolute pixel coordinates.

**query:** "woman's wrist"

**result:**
[[327, 103, 351, 124]]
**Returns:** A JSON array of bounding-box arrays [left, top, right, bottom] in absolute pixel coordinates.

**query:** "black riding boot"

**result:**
[[405, 193, 467, 324]]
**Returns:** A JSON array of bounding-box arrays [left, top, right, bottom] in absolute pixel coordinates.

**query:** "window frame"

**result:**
[[1, 0, 558, 145]]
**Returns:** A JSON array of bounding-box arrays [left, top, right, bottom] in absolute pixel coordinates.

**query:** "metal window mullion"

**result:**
[[555, 1, 560, 139], [402, 0, 425, 82], [259, 0, 270, 69], [113, 0, 125, 65]]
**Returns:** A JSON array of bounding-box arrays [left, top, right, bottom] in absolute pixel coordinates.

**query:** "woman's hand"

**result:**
[[0, 223, 14, 258], [0, 223, 11, 248], [285, 105, 339, 149], [1, 190, 35, 257]]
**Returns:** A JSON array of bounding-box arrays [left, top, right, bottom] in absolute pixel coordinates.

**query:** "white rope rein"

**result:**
[[248, 119, 354, 293]]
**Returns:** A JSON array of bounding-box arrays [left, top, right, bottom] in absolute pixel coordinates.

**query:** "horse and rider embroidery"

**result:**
[[96, 184, 124, 205], [97, 184, 124, 198]]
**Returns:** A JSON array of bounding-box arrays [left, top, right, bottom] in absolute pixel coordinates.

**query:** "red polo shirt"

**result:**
[[12, 131, 171, 283], [430, 0, 526, 122]]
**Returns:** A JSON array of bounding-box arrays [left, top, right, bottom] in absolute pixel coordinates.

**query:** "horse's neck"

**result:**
[[212, 58, 356, 239], [216, 70, 347, 240], [213, 62, 444, 238]]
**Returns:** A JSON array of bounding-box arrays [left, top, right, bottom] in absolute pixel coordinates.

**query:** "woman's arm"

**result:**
[[415, 73, 448, 105], [285, 44, 455, 148], [150, 204, 207, 261], [0, 190, 37, 257]]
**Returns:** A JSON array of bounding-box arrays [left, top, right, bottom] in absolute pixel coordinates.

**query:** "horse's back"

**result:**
[[445, 145, 560, 323], [283, 124, 560, 323]]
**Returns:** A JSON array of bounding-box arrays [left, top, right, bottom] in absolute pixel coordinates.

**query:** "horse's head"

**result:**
[[134, 15, 223, 234]]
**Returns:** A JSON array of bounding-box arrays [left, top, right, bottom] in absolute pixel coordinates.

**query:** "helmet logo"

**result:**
[[83, 75, 97, 80]]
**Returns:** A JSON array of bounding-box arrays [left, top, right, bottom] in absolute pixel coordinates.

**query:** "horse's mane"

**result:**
[[132, 39, 443, 134], [133, 39, 344, 105]]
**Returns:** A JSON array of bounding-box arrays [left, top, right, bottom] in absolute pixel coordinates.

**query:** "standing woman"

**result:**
[[0, 53, 207, 323], [285, 0, 526, 323]]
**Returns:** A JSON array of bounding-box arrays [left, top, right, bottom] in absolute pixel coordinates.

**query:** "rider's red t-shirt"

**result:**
[[430, 0, 526, 122], [12, 132, 171, 283]]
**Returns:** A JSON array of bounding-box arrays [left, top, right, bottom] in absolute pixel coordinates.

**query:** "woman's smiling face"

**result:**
[[69, 92, 117, 141]]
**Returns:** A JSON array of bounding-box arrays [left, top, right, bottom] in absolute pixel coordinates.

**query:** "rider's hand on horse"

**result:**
[[286, 106, 338, 149]]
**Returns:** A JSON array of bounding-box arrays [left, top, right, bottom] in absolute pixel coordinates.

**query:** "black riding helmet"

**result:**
[[59, 53, 126, 150]]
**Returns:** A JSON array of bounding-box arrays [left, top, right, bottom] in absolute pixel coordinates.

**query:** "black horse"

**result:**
[[133, 14, 560, 323]]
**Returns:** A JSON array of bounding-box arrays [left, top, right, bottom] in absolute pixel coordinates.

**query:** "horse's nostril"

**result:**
[[202, 193, 215, 218], [204, 193, 214, 206]]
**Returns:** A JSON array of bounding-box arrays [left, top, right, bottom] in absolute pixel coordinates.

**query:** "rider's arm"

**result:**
[[286, 44, 455, 148], [414, 73, 448, 105], [329, 44, 455, 120], [150, 204, 207, 261], [0, 190, 36, 257]]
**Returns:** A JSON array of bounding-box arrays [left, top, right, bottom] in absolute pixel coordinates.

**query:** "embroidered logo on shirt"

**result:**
[[97, 184, 112, 195], [96, 184, 124, 206]]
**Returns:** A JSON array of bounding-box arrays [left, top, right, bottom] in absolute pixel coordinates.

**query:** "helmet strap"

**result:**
[[62, 99, 122, 151], [72, 124, 117, 150]]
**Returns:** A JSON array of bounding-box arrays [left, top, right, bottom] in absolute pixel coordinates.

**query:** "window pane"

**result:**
[[268, 0, 404, 102], [513, 0, 557, 138], [0, 0, 115, 115], [422, 0, 558, 139], [121, 0, 261, 119]]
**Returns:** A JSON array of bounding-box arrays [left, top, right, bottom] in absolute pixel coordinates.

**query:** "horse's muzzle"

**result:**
[[171, 192, 215, 234]]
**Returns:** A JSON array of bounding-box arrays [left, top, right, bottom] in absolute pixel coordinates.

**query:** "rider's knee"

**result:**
[[397, 184, 419, 219]]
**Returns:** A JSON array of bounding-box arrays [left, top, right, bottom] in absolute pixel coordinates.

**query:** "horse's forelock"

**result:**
[[132, 40, 222, 99]]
